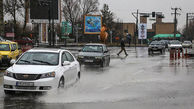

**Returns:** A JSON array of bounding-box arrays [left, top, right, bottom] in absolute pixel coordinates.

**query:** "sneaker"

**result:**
[[117, 53, 119, 56], [126, 54, 128, 56]]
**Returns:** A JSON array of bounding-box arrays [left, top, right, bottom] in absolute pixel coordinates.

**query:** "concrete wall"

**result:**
[[155, 23, 174, 34]]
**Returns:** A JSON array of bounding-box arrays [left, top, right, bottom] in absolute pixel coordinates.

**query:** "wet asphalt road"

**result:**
[[0, 47, 194, 109]]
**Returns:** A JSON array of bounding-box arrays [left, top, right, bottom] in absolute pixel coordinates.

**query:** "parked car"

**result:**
[[77, 43, 110, 67], [10, 41, 23, 59], [0, 36, 5, 41], [0, 41, 21, 65], [182, 41, 192, 48], [148, 41, 166, 55], [3, 48, 81, 94], [13, 37, 33, 52], [168, 40, 183, 51]]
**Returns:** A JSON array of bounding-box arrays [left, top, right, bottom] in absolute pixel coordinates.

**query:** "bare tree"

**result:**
[[80, 0, 99, 16], [0, 0, 4, 36], [182, 20, 194, 41], [3, 0, 23, 38], [62, 0, 81, 38], [62, 0, 99, 38]]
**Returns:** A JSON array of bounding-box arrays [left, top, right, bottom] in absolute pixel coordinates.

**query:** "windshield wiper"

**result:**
[[19, 60, 31, 63], [32, 59, 53, 65]]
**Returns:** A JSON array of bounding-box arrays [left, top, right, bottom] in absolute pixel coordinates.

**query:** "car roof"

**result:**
[[27, 48, 64, 53], [0, 41, 12, 44], [85, 43, 105, 46], [183, 41, 191, 42]]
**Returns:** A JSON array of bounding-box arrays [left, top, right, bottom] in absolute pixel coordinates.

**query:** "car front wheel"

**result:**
[[58, 77, 64, 88], [100, 61, 104, 67], [4, 90, 15, 95]]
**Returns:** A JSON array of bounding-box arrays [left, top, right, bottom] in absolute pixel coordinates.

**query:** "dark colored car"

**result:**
[[159, 40, 169, 48], [148, 41, 166, 55], [13, 37, 33, 52], [77, 43, 110, 67]]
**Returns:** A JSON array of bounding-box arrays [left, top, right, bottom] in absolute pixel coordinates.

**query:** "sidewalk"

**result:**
[[35, 42, 148, 47]]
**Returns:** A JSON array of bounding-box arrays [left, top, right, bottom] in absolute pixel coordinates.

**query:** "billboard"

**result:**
[[84, 15, 102, 34], [30, 0, 61, 23], [138, 23, 147, 39]]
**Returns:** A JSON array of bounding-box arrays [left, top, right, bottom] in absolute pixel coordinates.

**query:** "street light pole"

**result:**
[[51, 0, 55, 47], [132, 9, 139, 48]]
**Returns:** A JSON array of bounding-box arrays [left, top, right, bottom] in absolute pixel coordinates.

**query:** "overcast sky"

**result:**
[[99, 0, 194, 30]]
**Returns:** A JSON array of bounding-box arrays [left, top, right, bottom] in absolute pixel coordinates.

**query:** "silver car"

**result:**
[[182, 41, 192, 48], [77, 43, 110, 67]]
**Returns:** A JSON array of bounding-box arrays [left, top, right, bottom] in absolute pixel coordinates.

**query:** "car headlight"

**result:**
[[95, 56, 102, 59], [78, 55, 84, 59], [40, 72, 55, 78], [4, 70, 14, 77]]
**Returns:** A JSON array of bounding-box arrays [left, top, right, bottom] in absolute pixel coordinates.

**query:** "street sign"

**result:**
[[6, 33, 15, 38], [138, 23, 147, 39], [61, 21, 72, 39]]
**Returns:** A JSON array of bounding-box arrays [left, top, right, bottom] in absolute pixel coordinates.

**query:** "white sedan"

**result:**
[[3, 48, 81, 94]]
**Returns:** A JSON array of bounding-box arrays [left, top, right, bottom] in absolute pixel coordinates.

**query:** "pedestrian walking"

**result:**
[[117, 38, 128, 56], [126, 33, 131, 47]]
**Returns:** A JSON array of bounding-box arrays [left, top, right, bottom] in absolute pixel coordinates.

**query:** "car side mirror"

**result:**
[[104, 51, 108, 53], [62, 61, 71, 66], [10, 59, 16, 65]]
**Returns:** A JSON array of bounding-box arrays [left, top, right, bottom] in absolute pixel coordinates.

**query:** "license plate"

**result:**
[[85, 60, 93, 62], [16, 82, 34, 86]]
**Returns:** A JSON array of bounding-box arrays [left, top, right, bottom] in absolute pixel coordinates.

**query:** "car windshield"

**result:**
[[183, 41, 191, 44], [16, 52, 59, 65], [0, 44, 10, 51], [82, 45, 103, 52], [169, 40, 181, 44], [150, 41, 161, 45]]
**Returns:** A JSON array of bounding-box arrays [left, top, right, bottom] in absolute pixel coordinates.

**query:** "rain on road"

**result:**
[[0, 47, 194, 109]]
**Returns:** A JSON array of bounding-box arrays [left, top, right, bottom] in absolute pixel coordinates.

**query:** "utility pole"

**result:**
[[132, 9, 139, 48], [186, 13, 194, 40], [171, 7, 181, 39], [0, 0, 4, 36]]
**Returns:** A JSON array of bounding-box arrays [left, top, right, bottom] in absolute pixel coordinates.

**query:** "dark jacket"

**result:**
[[120, 39, 125, 47]]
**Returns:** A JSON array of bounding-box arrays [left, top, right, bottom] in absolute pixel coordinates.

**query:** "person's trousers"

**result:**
[[117, 47, 127, 55]]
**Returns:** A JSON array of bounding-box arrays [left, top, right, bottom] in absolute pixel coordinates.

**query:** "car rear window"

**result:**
[[82, 45, 103, 52]]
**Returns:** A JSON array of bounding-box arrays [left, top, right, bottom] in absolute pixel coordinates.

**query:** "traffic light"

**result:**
[[152, 12, 155, 17]]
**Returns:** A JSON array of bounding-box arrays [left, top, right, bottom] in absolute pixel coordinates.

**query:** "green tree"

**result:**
[[101, 4, 114, 30]]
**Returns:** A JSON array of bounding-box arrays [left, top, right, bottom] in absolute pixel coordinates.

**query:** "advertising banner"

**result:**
[[138, 23, 147, 39], [30, 0, 61, 23], [84, 15, 102, 34]]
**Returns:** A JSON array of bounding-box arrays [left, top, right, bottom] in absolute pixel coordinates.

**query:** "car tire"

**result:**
[[100, 61, 104, 67], [148, 50, 152, 55], [77, 72, 81, 80], [160, 49, 163, 54], [58, 77, 65, 88], [4, 90, 15, 95], [107, 58, 110, 66]]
